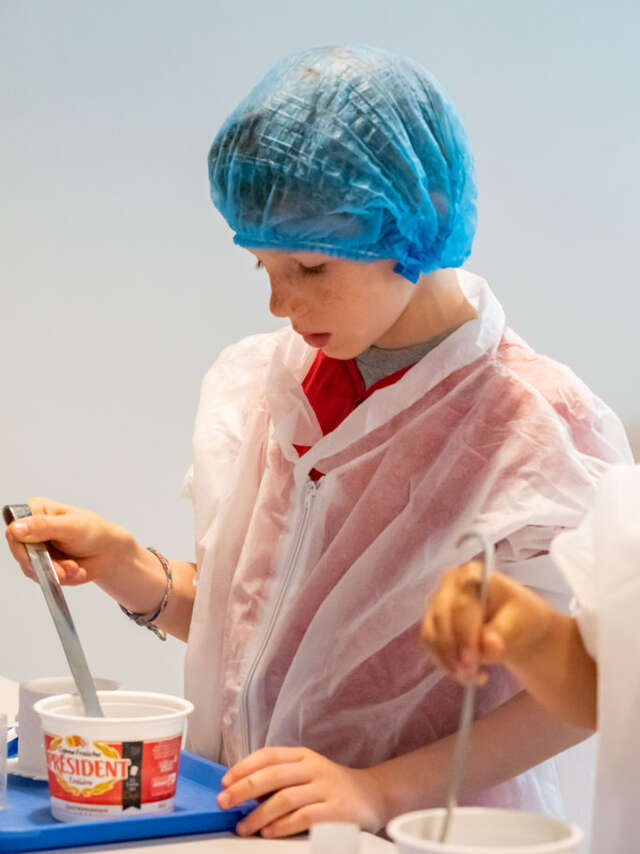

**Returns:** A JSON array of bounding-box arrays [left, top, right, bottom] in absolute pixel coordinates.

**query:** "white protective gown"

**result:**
[[183, 270, 631, 814], [551, 465, 640, 852]]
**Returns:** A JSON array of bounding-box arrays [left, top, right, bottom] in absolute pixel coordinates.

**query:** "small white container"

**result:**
[[310, 822, 360, 854], [387, 808, 583, 854], [34, 690, 193, 822]]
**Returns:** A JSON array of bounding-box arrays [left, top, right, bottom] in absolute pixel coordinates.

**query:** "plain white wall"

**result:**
[[1, 2, 637, 844]]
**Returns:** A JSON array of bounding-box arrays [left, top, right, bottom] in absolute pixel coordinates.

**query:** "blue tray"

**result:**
[[0, 749, 252, 851]]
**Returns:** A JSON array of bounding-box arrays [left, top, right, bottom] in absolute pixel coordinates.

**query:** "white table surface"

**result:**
[[1, 675, 394, 854]]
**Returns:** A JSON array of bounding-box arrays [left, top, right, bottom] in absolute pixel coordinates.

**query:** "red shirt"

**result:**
[[295, 351, 415, 480]]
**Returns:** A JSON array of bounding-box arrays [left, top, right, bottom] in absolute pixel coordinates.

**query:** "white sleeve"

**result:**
[[550, 521, 599, 656], [550, 464, 640, 662], [493, 524, 573, 612]]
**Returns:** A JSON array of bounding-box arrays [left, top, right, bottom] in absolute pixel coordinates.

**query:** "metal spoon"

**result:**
[[437, 530, 494, 844], [3, 504, 104, 717]]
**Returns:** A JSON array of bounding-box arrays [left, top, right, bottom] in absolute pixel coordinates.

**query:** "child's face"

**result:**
[[250, 249, 416, 359]]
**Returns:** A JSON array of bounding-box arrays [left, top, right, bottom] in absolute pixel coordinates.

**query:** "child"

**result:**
[[5, 45, 632, 837], [422, 464, 640, 851]]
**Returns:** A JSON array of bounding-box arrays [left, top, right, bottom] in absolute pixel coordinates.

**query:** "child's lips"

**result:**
[[301, 333, 331, 348]]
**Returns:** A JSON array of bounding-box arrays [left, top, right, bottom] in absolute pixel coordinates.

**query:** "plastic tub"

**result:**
[[387, 808, 583, 854], [34, 691, 193, 822]]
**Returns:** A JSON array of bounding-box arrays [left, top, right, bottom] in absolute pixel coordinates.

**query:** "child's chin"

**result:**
[[323, 341, 363, 360]]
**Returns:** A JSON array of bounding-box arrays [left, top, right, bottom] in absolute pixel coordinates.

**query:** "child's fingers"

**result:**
[[425, 566, 551, 675], [7, 513, 76, 547], [48, 547, 84, 582], [233, 784, 317, 836], [453, 572, 521, 665], [421, 611, 452, 673], [222, 746, 306, 787], [5, 528, 37, 580], [423, 564, 482, 673], [483, 571, 516, 617], [5, 527, 88, 585], [423, 561, 506, 682], [479, 602, 522, 663], [450, 608, 482, 680], [424, 579, 460, 673], [25, 497, 73, 517], [481, 573, 553, 663], [444, 562, 485, 672], [218, 760, 310, 809], [55, 560, 89, 586], [480, 628, 506, 661], [452, 567, 485, 650], [256, 798, 323, 839]]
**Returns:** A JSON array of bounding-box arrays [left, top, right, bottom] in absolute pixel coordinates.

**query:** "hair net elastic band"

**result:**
[[233, 235, 424, 282]]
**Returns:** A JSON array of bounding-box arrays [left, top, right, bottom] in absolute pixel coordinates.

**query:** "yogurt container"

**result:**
[[387, 808, 583, 854], [34, 690, 193, 822]]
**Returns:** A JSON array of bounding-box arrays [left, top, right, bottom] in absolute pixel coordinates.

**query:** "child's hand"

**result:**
[[217, 746, 386, 838], [5, 497, 135, 586], [421, 561, 554, 683]]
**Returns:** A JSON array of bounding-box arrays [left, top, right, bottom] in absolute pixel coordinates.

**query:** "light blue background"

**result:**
[[0, 6, 636, 818]]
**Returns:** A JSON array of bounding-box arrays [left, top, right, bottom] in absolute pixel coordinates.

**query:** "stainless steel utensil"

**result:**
[[3, 504, 104, 718], [437, 530, 494, 844]]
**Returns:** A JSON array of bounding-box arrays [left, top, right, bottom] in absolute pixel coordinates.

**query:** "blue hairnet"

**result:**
[[208, 45, 477, 283]]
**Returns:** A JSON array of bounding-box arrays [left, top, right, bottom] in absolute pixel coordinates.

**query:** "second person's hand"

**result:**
[[421, 561, 555, 682]]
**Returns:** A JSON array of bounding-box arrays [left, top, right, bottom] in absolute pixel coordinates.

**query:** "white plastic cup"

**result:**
[[311, 822, 360, 854], [387, 808, 583, 854], [17, 677, 119, 777], [34, 690, 193, 822]]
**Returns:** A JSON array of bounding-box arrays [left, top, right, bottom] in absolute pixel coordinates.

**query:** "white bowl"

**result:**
[[387, 808, 583, 854]]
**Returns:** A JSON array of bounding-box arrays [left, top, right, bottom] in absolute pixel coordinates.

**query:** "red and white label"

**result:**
[[44, 732, 182, 816]]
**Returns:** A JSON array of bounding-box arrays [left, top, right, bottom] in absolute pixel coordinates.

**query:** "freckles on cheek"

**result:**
[[316, 282, 343, 306]]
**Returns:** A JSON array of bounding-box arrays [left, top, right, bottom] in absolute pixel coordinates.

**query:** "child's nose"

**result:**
[[269, 277, 306, 319]]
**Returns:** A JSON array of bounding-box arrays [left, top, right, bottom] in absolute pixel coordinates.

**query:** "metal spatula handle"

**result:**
[[438, 530, 494, 844], [3, 503, 104, 718]]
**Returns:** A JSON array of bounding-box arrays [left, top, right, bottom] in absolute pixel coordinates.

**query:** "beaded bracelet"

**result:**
[[119, 548, 173, 641]]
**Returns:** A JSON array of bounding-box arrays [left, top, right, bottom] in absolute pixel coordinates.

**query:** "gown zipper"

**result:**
[[239, 478, 319, 756]]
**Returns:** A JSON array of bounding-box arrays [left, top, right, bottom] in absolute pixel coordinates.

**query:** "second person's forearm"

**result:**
[[507, 615, 597, 729], [369, 689, 592, 826]]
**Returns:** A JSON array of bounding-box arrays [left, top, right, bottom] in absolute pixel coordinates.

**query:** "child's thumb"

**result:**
[[480, 626, 506, 662], [8, 513, 72, 544]]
